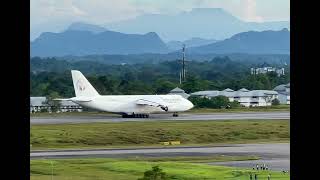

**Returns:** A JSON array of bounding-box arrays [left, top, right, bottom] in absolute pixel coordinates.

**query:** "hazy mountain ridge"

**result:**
[[31, 29, 169, 57], [187, 28, 290, 54], [167, 38, 218, 51], [67, 22, 108, 33]]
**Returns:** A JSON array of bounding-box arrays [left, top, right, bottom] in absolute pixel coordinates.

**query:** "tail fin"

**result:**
[[71, 70, 99, 97]]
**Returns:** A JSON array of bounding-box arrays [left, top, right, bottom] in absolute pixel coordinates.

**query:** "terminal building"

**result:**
[[30, 96, 83, 113], [190, 88, 278, 107], [251, 67, 285, 77], [273, 83, 290, 104]]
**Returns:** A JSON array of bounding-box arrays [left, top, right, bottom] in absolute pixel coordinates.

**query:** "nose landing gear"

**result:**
[[173, 112, 179, 117]]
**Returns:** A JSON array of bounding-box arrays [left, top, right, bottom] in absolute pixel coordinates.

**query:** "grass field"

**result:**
[[31, 157, 290, 180], [31, 120, 289, 150]]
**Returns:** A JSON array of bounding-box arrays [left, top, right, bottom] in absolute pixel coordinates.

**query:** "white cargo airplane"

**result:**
[[55, 70, 194, 118]]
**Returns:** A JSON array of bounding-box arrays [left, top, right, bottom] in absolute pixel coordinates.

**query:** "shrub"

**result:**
[[272, 98, 280, 105], [138, 166, 168, 180], [189, 95, 231, 109]]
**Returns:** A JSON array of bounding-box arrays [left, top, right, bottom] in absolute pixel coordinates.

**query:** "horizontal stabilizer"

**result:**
[[70, 97, 93, 102], [53, 98, 71, 101], [53, 97, 92, 102]]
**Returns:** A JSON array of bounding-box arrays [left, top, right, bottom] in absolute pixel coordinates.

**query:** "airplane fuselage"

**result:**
[[71, 94, 193, 115]]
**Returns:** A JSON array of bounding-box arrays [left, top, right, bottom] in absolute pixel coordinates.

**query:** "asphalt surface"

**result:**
[[30, 112, 289, 124], [31, 143, 290, 171]]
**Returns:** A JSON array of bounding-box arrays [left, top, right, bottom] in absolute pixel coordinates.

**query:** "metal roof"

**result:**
[[168, 92, 190, 99], [273, 83, 290, 92], [30, 97, 80, 107], [168, 87, 189, 99], [170, 87, 185, 93], [190, 90, 220, 96], [238, 88, 249, 92], [191, 89, 278, 98], [285, 83, 290, 88], [278, 91, 290, 96], [223, 88, 234, 92], [30, 97, 47, 106]]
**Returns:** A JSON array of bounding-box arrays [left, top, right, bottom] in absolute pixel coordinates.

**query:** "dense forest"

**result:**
[[30, 56, 290, 98], [53, 53, 290, 65]]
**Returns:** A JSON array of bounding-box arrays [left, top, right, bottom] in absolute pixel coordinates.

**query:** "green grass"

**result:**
[[31, 120, 289, 150], [31, 158, 290, 180], [107, 155, 260, 163]]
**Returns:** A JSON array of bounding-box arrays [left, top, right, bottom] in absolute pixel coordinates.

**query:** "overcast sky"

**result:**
[[31, 0, 290, 40]]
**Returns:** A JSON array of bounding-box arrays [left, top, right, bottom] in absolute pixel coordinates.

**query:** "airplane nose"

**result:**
[[186, 99, 194, 110]]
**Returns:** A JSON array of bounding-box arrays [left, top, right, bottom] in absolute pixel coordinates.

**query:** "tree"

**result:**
[[189, 95, 231, 109], [181, 75, 206, 93], [271, 98, 280, 105], [138, 166, 168, 180], [154, 80, 176, 94], [210, 96, 230, 108], [229, 100, 241, 108], [44, 92, 61, 112]]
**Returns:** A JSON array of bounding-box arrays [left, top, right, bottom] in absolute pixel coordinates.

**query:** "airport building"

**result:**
[[273, 83, 290, 104], [251, 67, 285, 77], [30, 96, 83, 113], [190, 88, 278, 107], [168, 87, 190, 99]]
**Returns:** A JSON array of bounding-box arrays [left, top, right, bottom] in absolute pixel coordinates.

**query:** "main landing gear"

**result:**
[[122, 113, 149, 118], [173, 112, 179, 117]]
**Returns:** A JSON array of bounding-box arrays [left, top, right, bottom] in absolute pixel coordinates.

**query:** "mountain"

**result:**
[[31, 30, 169, 57], [67, 22, 108, 33], [166, 38, 218, 51], [187, 28, 290, 54], [105, 8, 289, 41]]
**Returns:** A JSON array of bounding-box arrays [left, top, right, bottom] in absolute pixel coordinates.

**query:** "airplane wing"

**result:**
[[136, 98, 168, 111]]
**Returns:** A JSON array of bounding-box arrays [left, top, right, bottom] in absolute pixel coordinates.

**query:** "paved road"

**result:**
[[31, 143, 290, 171], [31, 112, 289, 124]]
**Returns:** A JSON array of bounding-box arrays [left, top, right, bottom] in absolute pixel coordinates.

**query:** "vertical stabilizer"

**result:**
[[71, 70, 99, 97]]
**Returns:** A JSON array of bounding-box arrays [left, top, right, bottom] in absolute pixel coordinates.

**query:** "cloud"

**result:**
[[30, 0, 141, 40], [30, 0, 288, 40], [243, 0, 263, 22], [31, 0, 140, 25]]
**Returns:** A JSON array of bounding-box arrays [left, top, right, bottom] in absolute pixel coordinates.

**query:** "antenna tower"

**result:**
[[179, 44, 187, 84]]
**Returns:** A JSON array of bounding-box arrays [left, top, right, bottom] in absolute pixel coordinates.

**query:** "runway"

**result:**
[[31, 143, 290, 171], [30, 111, 289, 124]]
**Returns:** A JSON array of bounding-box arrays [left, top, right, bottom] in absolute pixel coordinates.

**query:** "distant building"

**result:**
[[30, 97, 48, 113], [273, 83, 290, 104], [251, 67, 285, 77], [168, 87, 190, 99], [30, 97, 83, 113], [190, 88, 278, 107]]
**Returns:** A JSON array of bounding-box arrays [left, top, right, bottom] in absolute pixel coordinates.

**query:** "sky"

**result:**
[[30, 0, 290, 40]]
